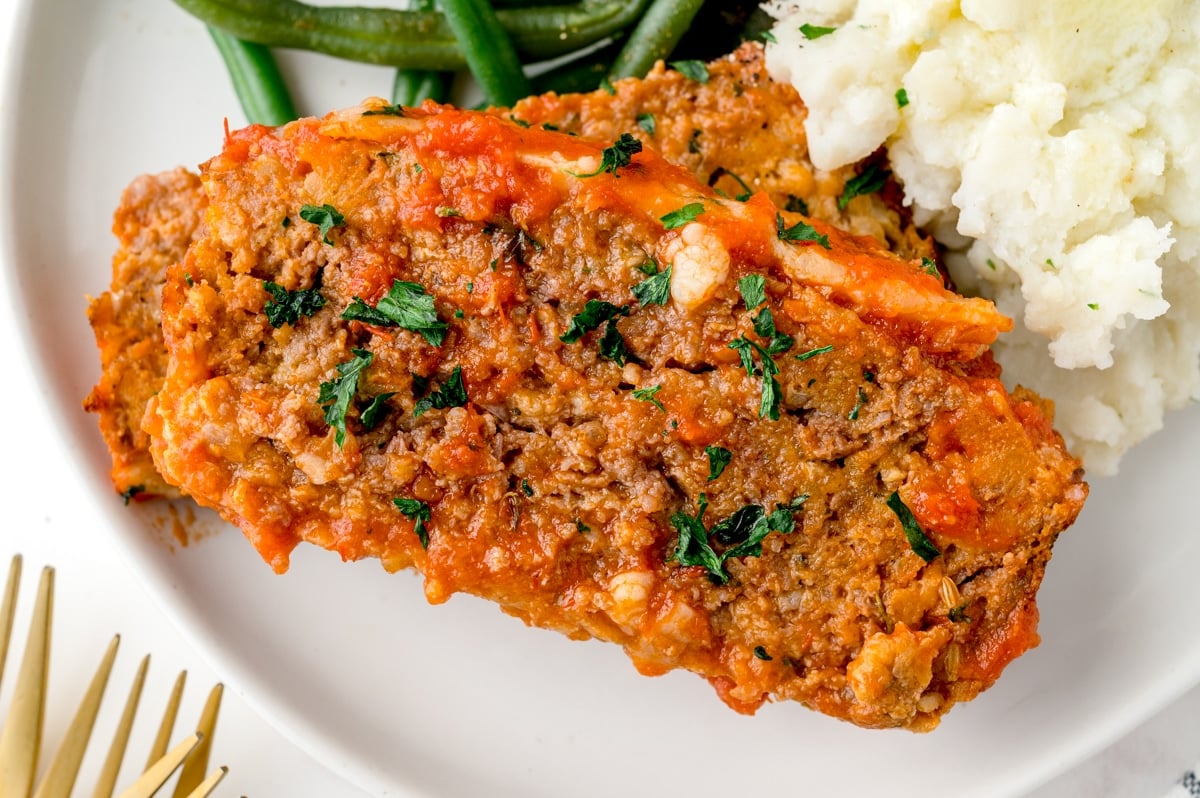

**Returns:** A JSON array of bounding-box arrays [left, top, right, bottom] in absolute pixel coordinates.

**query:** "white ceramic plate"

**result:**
[[3, 1, 1199, 796]]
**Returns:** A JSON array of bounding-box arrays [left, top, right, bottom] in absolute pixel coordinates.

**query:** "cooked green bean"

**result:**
[[608, 0, 706, 80], [392, 68, 452, 106], [391, 0, 452, 107], [207, 26, 297, 125], [530, 40, 624, 95], [436, 0, 530, 106], [174, 0, 653, 70]]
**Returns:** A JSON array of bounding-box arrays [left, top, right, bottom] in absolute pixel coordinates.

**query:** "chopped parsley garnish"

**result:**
[[637, 112, 656, 136], [318, 348, 373, 447], [572, 133, 643, 179], [560, 300, 628, 343], [794, 344, 834, 362], [705, 445, 732, 481], [670, 60, 710, 83], [759, 29, 778, 44], [777, 214, 831, 249], [636, 260, 659, 276], [729, 336, 783, 420], [987, 258, 998, 271], [800, 23, 837, 39], [949, 604, 972, 623], [363, 103, 405, 117], [838, 163, 888, 210], [631, 264, 672, 306], [360, 392, 396, 431], [753, 646, 773, 661], [784, 195, 809, 215], [707, 167, 752, 201], [413, 366, 468, 418], [120, 485, 145, 506], [1087, 302, 1099, 310], [920, 257, 939, 278], [509, 116, 531, 128], [393, 497, 432, 548], [895, 88, 909, 108], [688, 128, 702, 154], [342, 279, 450, 346], [183, 272, 194, 287], [281, 216, 291, 228], [669, 495, 802, 584], [600, 75, 617, 95], [737, 274, 767, 309], [848, 386, 868, 420], [575, 518, 591, 533], [521, 479, 534, 497], [631, 384, 665, 412], [660, 202, 705, 230], [886, 491, 941, 563], [748, 304, 792, 354], [299, 203, 345, 245], [560, 300, 630, 365], [263, 277, 326, 328]]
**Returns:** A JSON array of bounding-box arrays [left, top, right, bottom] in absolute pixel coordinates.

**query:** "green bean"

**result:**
[[391, 69, 452, 106], [529, 40, 624, 95], [173, 0, 654, 70], [207, 26, 297, 126], [391, 0, 451, 107], [437, 0, 530, 106], [608, 0, 706, 80]]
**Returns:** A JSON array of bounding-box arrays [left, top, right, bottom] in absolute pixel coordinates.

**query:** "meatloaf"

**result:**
[[85, 44, 936, 503], [128, 93, 1086, 730]]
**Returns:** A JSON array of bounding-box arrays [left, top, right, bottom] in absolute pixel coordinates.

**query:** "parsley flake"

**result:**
[[363, 103, 405, 117], [895, 88, 910, 108], [670, 60, 709, 83], [120, 485, 145, 506], [949, 604, 972, 623], [264, 277, 326, 328], [660, 202, 705, 230], [752, 307, 795, 355], [572, 133, 643, 179], [413, 366, 468, 418], [637, 112, 656, 136], [753, 645, 773, 660], [631, 384, 665, 412], [800, 23, 837, 39], [393, 497, 432, 548], [360, 392, 396, 431], [838, 163, 888, 210], [318, 348, 373, 447], [299, 203, 345, 245], [777, 214, 831, 249], [707, 167, 752, 201], [669, 495, 802, 584], [342, 279, 450, 346], [759, 30, 778, 44], [600, 75, 617, 95], [886, 491, 941, 563], [560, 300, 630, 344], [795, 344, 833, 362], [631, 265, 672, 306], [737, 274, 767, 309], [521, 478, 534, 497], [784, 195, 809, 215], [728, 336, 783, 420], [920, 257, 940, 278], [705, 445, 732, 481], [848, 386, 868, 420]]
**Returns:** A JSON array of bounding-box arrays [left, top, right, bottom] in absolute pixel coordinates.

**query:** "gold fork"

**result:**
[[0, 555, 228, 798]]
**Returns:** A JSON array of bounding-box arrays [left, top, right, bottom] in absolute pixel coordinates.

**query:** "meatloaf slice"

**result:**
[[142, 101, 1085, 730], [85, 45, 934, 503]]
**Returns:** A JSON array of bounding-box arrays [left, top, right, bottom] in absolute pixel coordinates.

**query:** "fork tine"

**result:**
[[172, 683, 223, 798], [92, 653, 150, 798], [144, 670, 186, 771], [0, 555, 22, 689], [181, 766, 227, 798], [115, 732, 202, 798], [0, 564, 53, 798], [32, 635, 121, 798]]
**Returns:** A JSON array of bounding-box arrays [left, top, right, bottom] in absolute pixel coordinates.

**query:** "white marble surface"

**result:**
[[0, 2, 1195, 797]]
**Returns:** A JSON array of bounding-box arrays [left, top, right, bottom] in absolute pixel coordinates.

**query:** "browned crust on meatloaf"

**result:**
[[136, 98, 1085, 731], [84, 168, 206, 499]]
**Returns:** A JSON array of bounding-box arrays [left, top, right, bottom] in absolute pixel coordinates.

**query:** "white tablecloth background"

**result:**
[[0, 3, 1196, 796]]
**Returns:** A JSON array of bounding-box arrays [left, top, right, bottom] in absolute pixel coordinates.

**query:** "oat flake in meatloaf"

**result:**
[[142, 97, 1086, 731]]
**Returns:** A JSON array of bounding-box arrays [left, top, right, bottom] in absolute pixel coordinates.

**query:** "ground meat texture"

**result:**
[[85, 45, 936, 503], [136, 99, 1085, 731], [84, 168, 206, 499]]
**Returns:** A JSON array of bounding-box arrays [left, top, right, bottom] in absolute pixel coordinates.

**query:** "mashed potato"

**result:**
[[762, 0, 1200, 473]]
